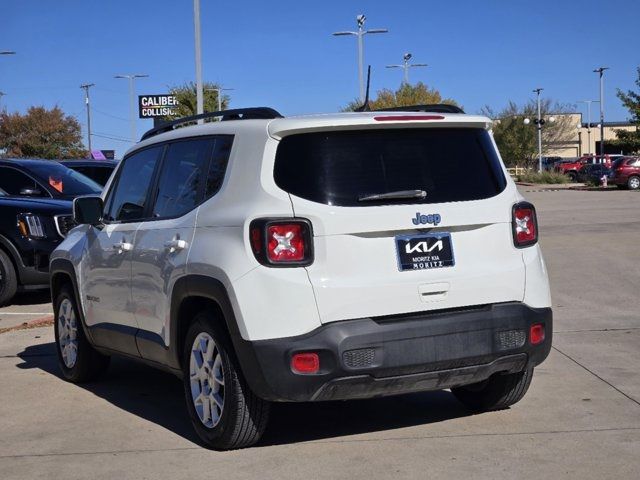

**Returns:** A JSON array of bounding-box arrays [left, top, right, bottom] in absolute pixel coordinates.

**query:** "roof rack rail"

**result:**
[[374, 104, 465, 114], [140, 107, 283, 141]]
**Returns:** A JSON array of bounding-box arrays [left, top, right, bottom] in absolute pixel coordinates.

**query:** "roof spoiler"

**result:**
[[375, 104, 465, 114]]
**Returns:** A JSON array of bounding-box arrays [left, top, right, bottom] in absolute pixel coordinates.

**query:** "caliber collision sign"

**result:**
[[138, 94, 179, 118]]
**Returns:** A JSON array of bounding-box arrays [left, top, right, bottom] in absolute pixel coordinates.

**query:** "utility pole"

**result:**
[[386, 53, 427, 84], [593, 67, 609, 158], [205, 87, 234, 111], [80, 83, 95, 154], [0, 91, 5, 111], [333, 14, 388, 103], [193, 0, 204, 118], [114, 74, 148, 142], [577, 100, 599, 155]]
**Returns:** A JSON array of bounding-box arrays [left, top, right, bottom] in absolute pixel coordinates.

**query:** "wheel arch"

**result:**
[[0, 233, 24, 283], [169, 275, 272, 397], [49, 258, 96, 344]]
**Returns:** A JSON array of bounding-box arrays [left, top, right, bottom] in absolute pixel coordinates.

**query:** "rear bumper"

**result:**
[[237, 302, 552, 402]]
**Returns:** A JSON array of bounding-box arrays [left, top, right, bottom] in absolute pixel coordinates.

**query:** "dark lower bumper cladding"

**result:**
[[237, 302, 552, 402]]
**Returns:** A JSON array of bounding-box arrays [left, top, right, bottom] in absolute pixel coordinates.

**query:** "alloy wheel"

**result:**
[[189, 332, 225, 428], [57, 298, 78, 368]]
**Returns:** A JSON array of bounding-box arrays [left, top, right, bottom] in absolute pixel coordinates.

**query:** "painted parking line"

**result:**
[[0, 312, 51, 315]]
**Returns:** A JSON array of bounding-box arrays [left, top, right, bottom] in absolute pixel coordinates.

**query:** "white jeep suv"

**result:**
[[50, 105, 552, 450]]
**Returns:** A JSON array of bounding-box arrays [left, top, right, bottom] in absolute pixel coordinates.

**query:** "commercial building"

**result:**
[[547, 113, 637, 158]]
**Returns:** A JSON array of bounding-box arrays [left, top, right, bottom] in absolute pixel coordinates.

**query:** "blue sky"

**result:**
[[1, 0, 639, 156]]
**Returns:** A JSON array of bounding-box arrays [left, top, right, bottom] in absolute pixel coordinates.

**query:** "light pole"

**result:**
[[577, 100, 599, 155], [193, 0, 204, 118], [593, 67, 609, 158], [386, 53, 427, 84], [0, 91, 5, 110], [114, 74, 149, 142], [205, 87, 234, 111], [523, 88, 556, 172], [80, 83, 95, 154], [333, 14, 388, 103]]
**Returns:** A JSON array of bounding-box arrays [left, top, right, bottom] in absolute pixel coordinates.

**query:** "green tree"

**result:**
[[481, 99, 576, 168], [342, 82, 458, 111], [610, 66, 640, 154], [0, 106, 87, 159], [164, 81, 231, 120]]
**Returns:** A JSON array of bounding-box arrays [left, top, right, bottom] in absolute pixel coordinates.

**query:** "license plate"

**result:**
[[395, 233, 455, 271]]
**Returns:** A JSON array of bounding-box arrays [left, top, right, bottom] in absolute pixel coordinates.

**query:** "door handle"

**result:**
[[113, 241, 133, 253], [164, 239, 188, 252]]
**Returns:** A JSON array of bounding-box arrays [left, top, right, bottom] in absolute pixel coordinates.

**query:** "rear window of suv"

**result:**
[[274, 128, 506, 206]]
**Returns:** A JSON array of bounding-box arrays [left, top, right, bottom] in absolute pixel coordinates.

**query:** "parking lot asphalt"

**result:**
[[0, 188, 638, 479]]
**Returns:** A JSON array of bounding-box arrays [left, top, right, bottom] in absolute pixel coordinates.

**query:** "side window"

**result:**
[[206, 136, 233, 198], [0, 167, 48, 197], [151, 139, 212, 219], [104, 146, 162, 222]]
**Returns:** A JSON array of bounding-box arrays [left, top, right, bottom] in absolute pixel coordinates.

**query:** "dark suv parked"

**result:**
[[0, 189, 75, 305], [0, 159, 100, 305], [0, 159, 103, 200]]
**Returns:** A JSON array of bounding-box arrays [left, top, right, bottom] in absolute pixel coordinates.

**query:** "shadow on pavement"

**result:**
[[9, 290, 51, 306], [16, 342, 473, 447]]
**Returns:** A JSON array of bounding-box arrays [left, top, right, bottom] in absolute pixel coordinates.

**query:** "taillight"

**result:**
[[512, 202, 538, 248], [249, 218, 313, 267]]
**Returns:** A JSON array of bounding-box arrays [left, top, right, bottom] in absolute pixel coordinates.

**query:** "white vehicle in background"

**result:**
[[50, 104, 552, 450]]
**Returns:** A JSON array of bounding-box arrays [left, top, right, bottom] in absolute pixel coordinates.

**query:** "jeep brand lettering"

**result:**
[[412, 212, 442, 226]]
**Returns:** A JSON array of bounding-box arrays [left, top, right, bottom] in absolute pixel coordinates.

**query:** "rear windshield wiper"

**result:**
[[358, 190, 427, 202]]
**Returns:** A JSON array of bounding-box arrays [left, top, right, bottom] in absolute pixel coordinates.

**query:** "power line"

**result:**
[[93, 108, 129, 122], [91, 133, 134, 143]]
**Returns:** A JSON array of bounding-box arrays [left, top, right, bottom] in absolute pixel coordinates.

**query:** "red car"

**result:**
[[555, 155, 621, 181], [610, 157, 640, 190]]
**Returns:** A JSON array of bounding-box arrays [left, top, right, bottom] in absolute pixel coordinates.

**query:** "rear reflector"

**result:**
[[512, 202, 538, 248], [530, 323, 545, 345], [374, 115, 445, 122], [291, 353, 320, 374]]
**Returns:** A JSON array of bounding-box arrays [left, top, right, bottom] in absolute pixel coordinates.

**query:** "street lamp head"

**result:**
[[357, 14, 366, 27], [332, 31, 356, 36], [0, 51, 16, 55], [403, 53, 412, 61], [523, 118, 531, 125], [548, 116, 556, 123]]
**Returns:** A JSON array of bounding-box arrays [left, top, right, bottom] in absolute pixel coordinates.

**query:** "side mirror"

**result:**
[[73, 196, 103, 225], [20, 187, 42, 196]]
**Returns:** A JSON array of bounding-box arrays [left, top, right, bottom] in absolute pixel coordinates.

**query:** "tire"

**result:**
[[54, 285, 110, 382], [0, 249, 18, 307], [628, 176, 640, 190], [182, 312, 270, 450], [451, 367, 534, 412], [567, 171, 577, 182]]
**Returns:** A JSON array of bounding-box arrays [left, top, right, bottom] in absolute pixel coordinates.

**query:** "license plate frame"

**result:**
[[395, 232, 455, 272]]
